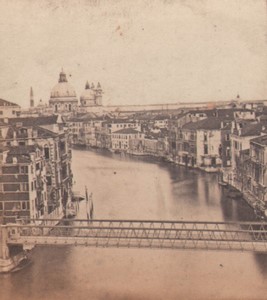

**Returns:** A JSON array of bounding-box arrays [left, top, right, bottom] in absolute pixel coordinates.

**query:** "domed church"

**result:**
[[49, 69, 78, 113], [80, 81, 102, 107]]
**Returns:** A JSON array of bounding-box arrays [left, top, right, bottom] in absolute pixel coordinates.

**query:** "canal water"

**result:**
[[1, 149, 267, 300]]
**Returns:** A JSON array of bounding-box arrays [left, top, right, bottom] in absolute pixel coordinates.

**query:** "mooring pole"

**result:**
[[0, 225, 10, 260]]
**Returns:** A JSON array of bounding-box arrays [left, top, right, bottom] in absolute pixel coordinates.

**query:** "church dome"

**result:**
[[80, 81, 96, 101], [50, 70, 76, 98]]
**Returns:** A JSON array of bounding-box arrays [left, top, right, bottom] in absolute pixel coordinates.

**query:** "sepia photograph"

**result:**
[[0, 0, 267, 299]]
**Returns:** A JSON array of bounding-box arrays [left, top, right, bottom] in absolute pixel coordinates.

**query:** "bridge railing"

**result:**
[[6, 219, 267, 244]]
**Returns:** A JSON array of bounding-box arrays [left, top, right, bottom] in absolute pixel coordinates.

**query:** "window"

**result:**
[[204, 144, 208, 155], [44, 147, 50, 159], [225, 134, 230, 141], [0, 202, 3, 210], [234, 141, 238, 150], [226, 147, 230, 157], [21, 183, 29, 191], [36, 163, 40, 171], [46, 176, 52, 186], [22, 202, 27, 210], [4, 183, 20, 192], [204, 132, 207, 142], [20, 166, 28, 174], [0, 111, 3, 115]]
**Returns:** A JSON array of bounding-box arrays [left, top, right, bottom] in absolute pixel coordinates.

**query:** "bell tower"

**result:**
[[96, 82, 102, 106], [30, 87, 34, 108]]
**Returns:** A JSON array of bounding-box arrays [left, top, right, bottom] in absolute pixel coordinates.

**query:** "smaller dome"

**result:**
[[80, 82, 96, 101]]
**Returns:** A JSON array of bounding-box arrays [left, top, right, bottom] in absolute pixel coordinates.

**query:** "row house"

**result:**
[[0, 115, 72, 223], [246, 135, 267, 207], [111, 128, 144, 152], [129, 131, 168, 157], [82, 117, 109, 148], [68, 117, 84, 145], [176, 118, 232, 172], [228, 121, 262, 190]]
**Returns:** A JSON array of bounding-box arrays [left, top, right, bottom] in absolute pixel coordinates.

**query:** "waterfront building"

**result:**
[[111, 128, 144, 151], [0, 145, 47, 223], [0, 115, 73, 223], [245, 134, 267, 207], [228, 120, 263, 190], [0, 99, 21, 119], [49, 70, 78, 115], [176, 117, 231, 172], [68, 117, 84, 145]]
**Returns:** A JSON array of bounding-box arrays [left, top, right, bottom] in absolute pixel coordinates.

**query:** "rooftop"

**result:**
[[8, 115, 61, 127], [182, 117, 230, 130], [250, 134, 267, 146], [113, 128, 140, 134], [0, 98, 20, 107]]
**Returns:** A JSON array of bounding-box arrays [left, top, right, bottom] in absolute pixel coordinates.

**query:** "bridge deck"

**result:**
[[6, 219, 267, 253]]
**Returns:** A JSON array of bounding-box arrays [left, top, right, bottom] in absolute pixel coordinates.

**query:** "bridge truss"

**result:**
[[5, 219, 267, 253]]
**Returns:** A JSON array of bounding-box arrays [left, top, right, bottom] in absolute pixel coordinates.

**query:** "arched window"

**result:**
[[44, 145, 50, 159]]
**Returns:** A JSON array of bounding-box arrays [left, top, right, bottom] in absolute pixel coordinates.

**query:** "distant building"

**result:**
[[111, 128, 144, 151], [0, 99, 21, 119]]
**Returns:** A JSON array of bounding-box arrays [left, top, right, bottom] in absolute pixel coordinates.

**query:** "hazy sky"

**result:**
[[0, 0, 267, 108]]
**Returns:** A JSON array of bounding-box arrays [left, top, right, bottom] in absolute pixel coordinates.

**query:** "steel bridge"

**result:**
[[4, 219, 267, 253]]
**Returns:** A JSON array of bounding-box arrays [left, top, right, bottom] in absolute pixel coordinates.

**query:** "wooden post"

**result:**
[[0, 225, 10, 260]]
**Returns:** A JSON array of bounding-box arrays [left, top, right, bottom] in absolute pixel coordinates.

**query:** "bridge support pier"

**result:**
[[0, 225, 30, 273], [0, 225, 15, 273]]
